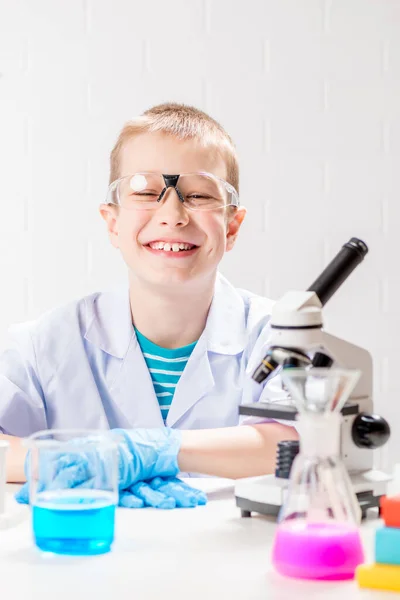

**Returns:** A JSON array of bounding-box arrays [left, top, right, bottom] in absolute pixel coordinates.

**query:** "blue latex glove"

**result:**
[[119, 477, 207, 509], [15, 453, 94, 504], [15, 428, 182, 505], [16, 474, 208, 509], [114, 428, 182, 489]]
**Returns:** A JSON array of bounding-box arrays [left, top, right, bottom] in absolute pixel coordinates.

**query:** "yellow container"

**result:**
[[356, 563, 400, 592]]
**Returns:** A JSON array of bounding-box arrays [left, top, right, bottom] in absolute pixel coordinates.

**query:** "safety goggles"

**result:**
[[106, 172, 240, 211]]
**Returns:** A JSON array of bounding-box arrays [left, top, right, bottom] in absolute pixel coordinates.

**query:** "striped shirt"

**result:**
[[134, 328, 197, 423]]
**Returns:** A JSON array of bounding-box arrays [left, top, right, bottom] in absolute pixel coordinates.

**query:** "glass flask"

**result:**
[[271, 368, 365, 581]]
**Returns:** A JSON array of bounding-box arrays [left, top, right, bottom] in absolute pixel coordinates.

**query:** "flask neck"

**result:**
[[297, 412, 341, 457]]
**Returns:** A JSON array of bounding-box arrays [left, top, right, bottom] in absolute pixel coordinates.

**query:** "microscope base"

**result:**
[[236, 491, 381, 520], [235, 470, 391, 521]]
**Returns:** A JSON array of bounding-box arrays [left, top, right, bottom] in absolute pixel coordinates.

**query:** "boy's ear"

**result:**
[[99, 204, 120, 249], [226, 207, 246, 251]]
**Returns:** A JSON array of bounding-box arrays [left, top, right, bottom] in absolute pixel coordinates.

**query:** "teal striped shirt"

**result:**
[[134, 328, 197, 423]]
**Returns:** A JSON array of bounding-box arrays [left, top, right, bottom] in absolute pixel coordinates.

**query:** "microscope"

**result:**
[[235, 238, 391, 520]]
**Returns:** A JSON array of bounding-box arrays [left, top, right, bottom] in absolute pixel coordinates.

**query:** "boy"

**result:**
[[1, 103, 297, 506]]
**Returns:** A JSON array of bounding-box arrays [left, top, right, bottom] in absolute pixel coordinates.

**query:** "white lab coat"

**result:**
[[0, 273, 288, 436]]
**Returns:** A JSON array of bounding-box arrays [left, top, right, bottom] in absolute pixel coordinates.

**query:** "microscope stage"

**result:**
[[235, 470, 391, 519]]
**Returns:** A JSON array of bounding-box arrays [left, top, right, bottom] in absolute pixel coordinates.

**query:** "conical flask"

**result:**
[[271, 368, 365, 581]]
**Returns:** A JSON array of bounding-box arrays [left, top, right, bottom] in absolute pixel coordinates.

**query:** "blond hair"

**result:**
[[109, 103, 239, 193]]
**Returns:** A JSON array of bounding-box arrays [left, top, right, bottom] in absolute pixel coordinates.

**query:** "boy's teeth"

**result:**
[[149, 242, 194, 251]]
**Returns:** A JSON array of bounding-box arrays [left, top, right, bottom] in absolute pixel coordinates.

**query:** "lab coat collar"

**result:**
[[202, 273, 247, 355], [84, 287, 133, 359], [84, 272, 247, 359]]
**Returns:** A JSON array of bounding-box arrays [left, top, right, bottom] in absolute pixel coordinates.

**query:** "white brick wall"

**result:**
[[1, 0, 400, 464]]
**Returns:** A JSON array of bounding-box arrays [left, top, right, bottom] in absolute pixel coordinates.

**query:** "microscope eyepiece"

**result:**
[[307, 237, 368, 306], [251, 238, 368, 385], [346, 237, 368, 259]]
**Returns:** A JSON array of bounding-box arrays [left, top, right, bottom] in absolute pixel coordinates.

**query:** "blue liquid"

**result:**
[[32, 490, 116, 555]]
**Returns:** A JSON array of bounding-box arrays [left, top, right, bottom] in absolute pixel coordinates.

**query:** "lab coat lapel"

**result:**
[[165, 334, 214, 427], [84, 287, 164, 428], [166, 273, 247, 427], [109, 335, 164, 427]]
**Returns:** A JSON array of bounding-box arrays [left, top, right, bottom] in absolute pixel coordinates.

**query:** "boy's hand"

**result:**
[[15, 428, 185, 505], [114, 428, 182, 488], [119, 477, 207, 509], [14, 452, 98, 504], [16, 473, 207, 509]]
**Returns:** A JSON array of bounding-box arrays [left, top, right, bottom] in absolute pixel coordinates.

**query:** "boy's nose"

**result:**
[[156, 187, 190, 227]]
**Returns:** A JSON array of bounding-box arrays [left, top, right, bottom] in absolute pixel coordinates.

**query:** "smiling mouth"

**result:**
[[145, 241, 198, 253]]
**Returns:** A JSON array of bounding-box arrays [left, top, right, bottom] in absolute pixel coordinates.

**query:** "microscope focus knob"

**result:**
[[275, 440, 300, 479], [351, 413, 391, 449]]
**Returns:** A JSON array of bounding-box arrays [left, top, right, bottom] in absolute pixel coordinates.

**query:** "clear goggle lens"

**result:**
[[107, 172, 239, 211]]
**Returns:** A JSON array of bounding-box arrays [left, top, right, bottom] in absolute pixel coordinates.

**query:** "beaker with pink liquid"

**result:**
[[271, 368, 365, 581]]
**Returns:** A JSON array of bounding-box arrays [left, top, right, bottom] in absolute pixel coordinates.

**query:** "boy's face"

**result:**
[[100, 132, 246, 289]]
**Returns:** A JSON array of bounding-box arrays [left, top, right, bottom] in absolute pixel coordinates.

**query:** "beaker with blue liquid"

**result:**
[[26, 429, 118, 556]]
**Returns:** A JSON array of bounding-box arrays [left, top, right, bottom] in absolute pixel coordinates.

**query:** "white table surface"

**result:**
[[0, 480, 390, 600]]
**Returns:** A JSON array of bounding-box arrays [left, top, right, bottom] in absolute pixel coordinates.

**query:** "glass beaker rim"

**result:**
[[23, 428, 117, 449], [281, 367, 362, 414]]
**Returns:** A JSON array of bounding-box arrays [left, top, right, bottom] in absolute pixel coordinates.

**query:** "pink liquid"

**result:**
[[272, 521, 364, 581]]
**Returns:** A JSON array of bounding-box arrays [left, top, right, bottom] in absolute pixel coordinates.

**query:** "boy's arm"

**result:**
[[8, 423, 297, 491], [178, 422, 298, 479], [0, 434, 26, 483], [0, 327, 47, 484]]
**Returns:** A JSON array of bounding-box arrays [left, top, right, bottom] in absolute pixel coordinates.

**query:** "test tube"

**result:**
[[0, 441, 9, 514]]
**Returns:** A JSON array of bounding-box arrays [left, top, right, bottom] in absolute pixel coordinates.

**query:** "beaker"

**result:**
[[271, 368, 365, 581], [25, 429, 118, 556]]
